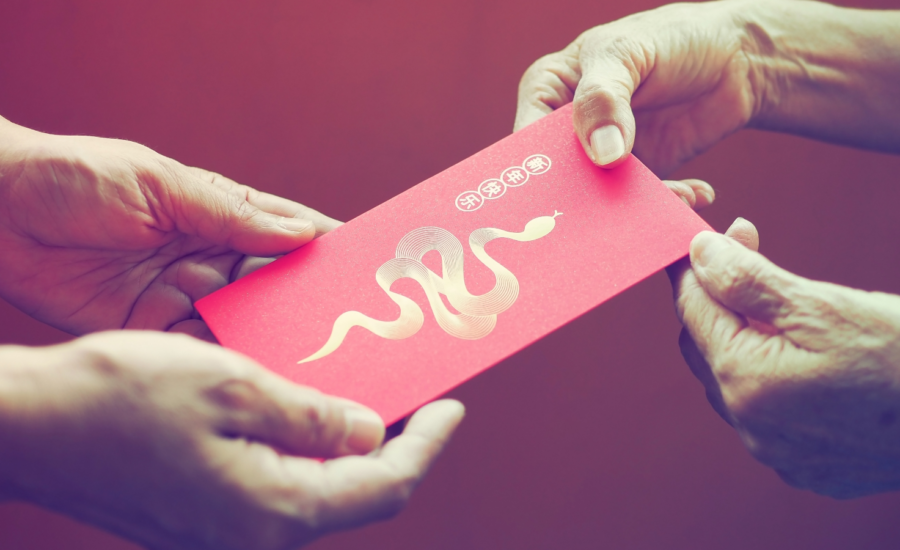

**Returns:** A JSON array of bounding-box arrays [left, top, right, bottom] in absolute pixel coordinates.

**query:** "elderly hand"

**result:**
[[515, 0, 900, 176], [0, 331, 465, 549], [0, 118, 339, 339], [669, 218, 900, 498]]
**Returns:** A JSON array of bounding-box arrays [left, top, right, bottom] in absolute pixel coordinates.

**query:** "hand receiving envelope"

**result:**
[[196, 104, 712, 425]]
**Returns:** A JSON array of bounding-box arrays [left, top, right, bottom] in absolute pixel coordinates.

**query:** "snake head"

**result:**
[[522, 211, 562, 239]]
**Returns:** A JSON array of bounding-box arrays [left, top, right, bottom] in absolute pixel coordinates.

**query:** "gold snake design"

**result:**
[[298, 212, 562, 363]]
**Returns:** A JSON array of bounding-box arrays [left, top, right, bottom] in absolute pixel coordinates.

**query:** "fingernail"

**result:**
[[691, 231, 731, 268], [696, 187, 715, 206], [342, 407, 385, 454], [278, 217, 314, 233], [590, 125, 625, 166]]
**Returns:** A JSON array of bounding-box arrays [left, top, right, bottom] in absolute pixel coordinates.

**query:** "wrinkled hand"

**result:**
[[669, 218, 900, 498], [515, 0, 762, 176], [0, 331, 464, 549], [0, 120, 339, 338]]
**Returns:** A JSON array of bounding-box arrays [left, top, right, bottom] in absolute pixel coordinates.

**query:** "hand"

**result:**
[[515, 1, 900, 176], [0, 119, 340, 338], [0, 331, 465, 549], [669, 218, 900, 498], [515, 0, 761, 176]]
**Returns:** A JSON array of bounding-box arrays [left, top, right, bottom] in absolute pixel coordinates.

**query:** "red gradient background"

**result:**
[[2, 1, 900, 549]]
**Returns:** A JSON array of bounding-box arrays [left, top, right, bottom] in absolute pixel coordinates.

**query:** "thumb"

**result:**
[[573, 39, 641, 168], [690, 230, 804, 328], [168, 167, 317, 256], [215, 368, 385, 458]]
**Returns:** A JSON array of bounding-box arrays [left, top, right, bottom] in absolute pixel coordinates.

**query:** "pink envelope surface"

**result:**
[[196, 105, 712, 425]]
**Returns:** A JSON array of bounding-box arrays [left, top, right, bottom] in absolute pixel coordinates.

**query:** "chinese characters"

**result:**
[[455, 154, 551, 212]]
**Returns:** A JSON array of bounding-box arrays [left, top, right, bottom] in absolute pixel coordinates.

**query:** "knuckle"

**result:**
[[593, 35, 638, 59], [524, 52, 570, 78], [580, 33, 645, 72], [194, 167, 234, 194], [298, 393, 341, 448], [208, 377, 262, 411], [194, 167, 217, 184], [230, 195, 259, 223], [574, 82, 620, 112], [522, 53, 556, 77], [718, 257, 782, 308], [716, 258, 758, 299], [69, 341, 123, 379], [519, 53, 580, 101]]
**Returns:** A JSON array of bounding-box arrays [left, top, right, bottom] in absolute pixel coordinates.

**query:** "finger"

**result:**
[[722, 218, 777, 330], [313, 399, 465, 531], [231, 255, 276, 281], [573, 34, 647, 167], [211, 367, 385, 458], [191, 167, 343, 235], [246, 191, 342, 237], [168, 167, 318, 256], [690, 228, 807, 329], [678, 327, 718, 391], [667, 217, 754, 291], [666, 222, 755, 359], [514, 45, 582, 132], [669, 260, 746, 366], [666, 217, 763, 355], [723, 216, 759, 251], [663, 178, 715, 211]]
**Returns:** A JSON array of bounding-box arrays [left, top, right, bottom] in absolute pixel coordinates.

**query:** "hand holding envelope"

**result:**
[[0, 332, 464, 549], [517, 0, 900, 499], [0, 116, 340, 339], [0, 115, 466, 549]]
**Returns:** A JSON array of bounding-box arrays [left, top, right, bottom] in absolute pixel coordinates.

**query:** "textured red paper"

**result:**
[[196, 105, 712, 425]]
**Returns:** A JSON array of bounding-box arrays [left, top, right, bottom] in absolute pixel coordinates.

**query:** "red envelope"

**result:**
[[196, 104, 712, 425]]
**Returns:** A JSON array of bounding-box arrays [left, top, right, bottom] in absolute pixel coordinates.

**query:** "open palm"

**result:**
[[0, 128, 338, 338]]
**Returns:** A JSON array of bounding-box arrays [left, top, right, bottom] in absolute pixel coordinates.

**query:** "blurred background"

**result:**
[[2, 0, 900, 548]]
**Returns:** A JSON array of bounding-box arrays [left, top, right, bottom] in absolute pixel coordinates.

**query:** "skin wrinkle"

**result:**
[[535, 70, 574, 110], [52, 160, 93, 235], [125, 249, 215, 329], [148, 158, 186, 234], [22, 168, 68, 243], [139, 160, 178, 234], [19, 259, 124, 327], [739, 20, 779, 123], [226, 251, 252, 285], [2, 101, 464, 544], [117, 251, 189, 329], [111, 177, 164, 245], [4, 331, 463, 546]]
